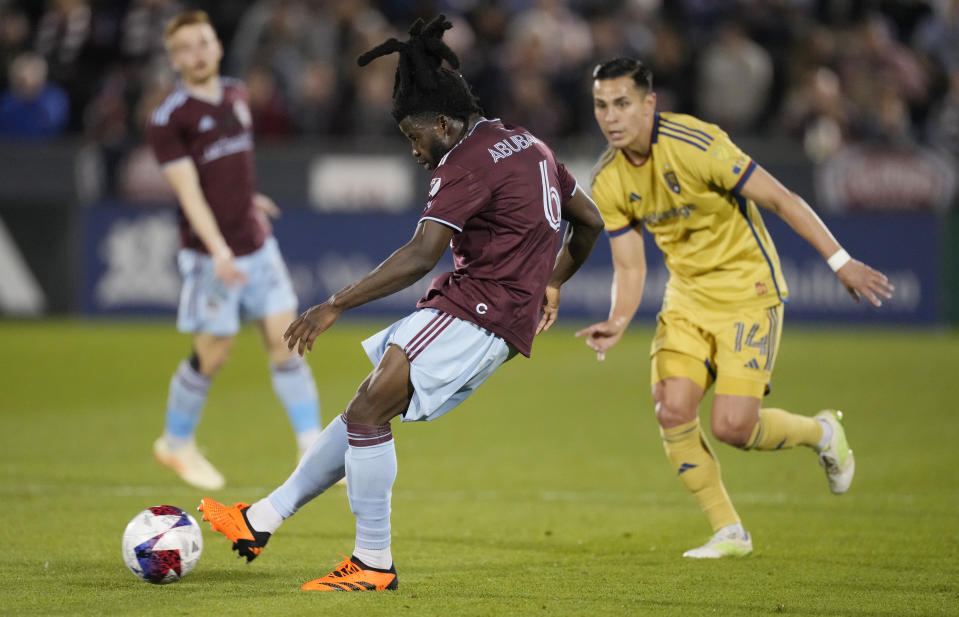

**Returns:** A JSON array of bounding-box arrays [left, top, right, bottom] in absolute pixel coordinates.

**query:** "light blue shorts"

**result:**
[[176, 236, 298, 336], [361, 308, 513, 422]]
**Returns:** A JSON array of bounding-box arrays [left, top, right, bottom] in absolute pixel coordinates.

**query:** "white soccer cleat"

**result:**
[[815, 409, 855, 494], [154, 437, 225, 490], [683, 525, 753, 559]]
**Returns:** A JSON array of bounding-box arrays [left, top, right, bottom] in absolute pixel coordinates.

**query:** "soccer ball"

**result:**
[[121, 505, 203, 584]]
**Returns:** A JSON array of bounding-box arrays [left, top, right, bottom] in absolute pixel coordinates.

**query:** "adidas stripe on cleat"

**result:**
[[300, 555, 398, 591], [197, 498, 271, 562]]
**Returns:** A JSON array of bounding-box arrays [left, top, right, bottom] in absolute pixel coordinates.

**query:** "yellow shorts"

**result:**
[[650, 303, 783, 398]]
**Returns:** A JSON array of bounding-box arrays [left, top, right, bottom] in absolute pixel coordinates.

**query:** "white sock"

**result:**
[[816, 418, 833, 451], [352, 546, 392, 570], [345, 423, 396, 565], [246, 498, 284, 534]]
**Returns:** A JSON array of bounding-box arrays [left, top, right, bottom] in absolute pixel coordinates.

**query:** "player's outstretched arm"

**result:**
[[574, 228, 646, 361], [740, 165, 894, 307], [538, 187, 604, 334], [284, 220, 454, 356], [162, 158, 247, 285]]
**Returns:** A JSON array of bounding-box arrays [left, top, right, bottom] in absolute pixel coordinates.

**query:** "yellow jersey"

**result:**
[[590, 112, 787, 311]]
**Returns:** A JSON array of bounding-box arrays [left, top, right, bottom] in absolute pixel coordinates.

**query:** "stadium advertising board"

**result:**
[[81, 205, 939, 324], [816, 145, 956, 213]]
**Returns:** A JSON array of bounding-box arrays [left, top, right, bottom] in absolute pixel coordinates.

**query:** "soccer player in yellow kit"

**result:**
[[579, 58, 895, 558]]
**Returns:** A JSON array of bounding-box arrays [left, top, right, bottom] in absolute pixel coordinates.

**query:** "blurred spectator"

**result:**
[[912, 0, 959, 93], [229, 0, 335, 100], [347, 51, 398, 137], [839, 15, 928, 113], [329, 0, 397, 135], [506, 69, 566, 141], [862, 79, 916, 145], [82, 66, 131, 191], [120, 0, 184, 67], [925, 67, 959, 158], [696, 20, 773, 131], [0, 6, 31, 91], [461, 2, 509, 120], [501, 0, 594, 138], [2, 0, 958, 176], [33, 0, 117, 129], [588, 13, 635, 62], [505, 0, 593, 75], [643, 20, 694, 113], [788, 24, 840, 85], [34, 0, 91, 73], [0, 51, 69, 139], [291, 58, 338, 134], [116, 72, 176, 203], [782, 66, 853, 161], [245, 64, 293, 137]]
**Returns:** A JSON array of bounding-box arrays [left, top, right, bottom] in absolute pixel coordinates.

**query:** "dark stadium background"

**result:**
[[0, 0, 956, 324]]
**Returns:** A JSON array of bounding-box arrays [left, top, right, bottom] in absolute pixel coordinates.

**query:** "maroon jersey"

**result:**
[[146, 77, 266, 256], [416, 118, 577, 357]]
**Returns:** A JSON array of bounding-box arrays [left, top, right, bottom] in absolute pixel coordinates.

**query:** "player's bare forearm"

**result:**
[[548, 221, 601, 288], [607, 229, 646, 323], [574, 229, 645, 360], [609, 267, 644, 323], [162, 160, 230, 257], [548, 188, 603, 287], [739, 164, 894, 306], [327, 219, 452, 312], [162, 159, 246, 284], [740, 165, 840, 259], [285, 221, 453, 356]]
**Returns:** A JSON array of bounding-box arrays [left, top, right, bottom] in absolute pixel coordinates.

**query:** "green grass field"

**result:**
[[2, 319, 957, 616]]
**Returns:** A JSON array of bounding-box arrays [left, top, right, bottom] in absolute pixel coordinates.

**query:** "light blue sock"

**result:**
[[345, 422, 397, 551], [163, 360, 211, 448], [270, 356, 321, 444], [268, 415, 347, 518]]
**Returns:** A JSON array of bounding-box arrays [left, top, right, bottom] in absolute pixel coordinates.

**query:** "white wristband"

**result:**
[[827, 248, 851, 272]]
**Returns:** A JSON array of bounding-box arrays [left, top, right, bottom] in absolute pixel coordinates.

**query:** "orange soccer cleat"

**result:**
[[301, 555, 398, 591], [197, 497, 270, 562]]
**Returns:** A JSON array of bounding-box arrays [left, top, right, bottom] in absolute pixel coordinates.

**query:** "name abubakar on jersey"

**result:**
[[487, 131, 539, 162]]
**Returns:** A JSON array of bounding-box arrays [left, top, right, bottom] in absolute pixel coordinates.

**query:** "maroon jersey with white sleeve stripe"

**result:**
[[416, 118, 578, 357], [146, 78, 266, 256]]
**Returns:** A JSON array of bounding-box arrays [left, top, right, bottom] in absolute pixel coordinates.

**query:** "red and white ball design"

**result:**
[[121, 505, 202, 584]]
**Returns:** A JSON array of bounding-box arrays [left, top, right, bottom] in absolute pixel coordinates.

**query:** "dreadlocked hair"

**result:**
[[357, 14, 482, 123]]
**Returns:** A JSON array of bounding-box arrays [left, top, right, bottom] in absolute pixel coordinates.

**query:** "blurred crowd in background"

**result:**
[[1, 0, 958, 197]]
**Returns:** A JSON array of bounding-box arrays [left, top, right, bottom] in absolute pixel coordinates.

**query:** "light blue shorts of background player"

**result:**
[[176, 236, 298, 336], [361, 308, 515, 422]]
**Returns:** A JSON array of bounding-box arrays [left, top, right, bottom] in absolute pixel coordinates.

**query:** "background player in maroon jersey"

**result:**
[[146, 12, 324, 491], [198, 15, 604, 592]]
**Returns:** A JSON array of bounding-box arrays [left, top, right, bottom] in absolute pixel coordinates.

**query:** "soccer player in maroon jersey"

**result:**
[[146, 11, 324, 490], [198, 15, 604, 591]]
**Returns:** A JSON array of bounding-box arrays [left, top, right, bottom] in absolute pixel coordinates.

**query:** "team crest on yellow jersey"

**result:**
[[664, 171, 681, 194]]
